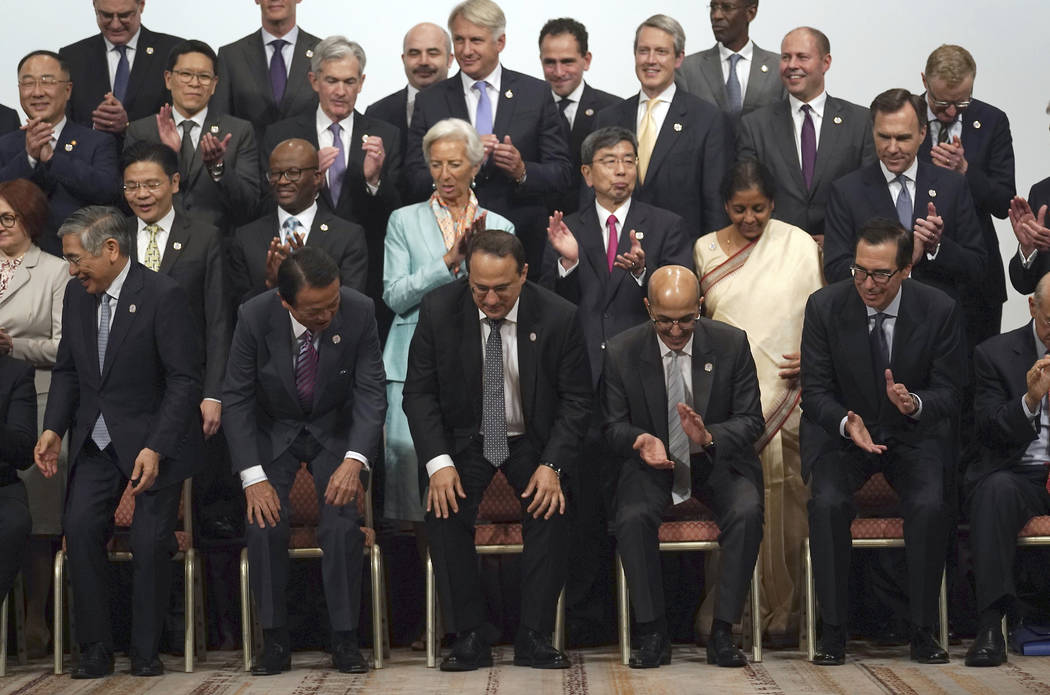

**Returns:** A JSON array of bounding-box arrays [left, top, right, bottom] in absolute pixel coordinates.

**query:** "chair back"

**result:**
[[287, 462, 370, 528], [477, 471, 520, 523], [853, 473, 900, 517]]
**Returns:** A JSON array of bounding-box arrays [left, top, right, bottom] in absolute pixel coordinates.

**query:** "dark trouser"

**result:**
[[64, 441, 181, 658], [246, 431, 365, 631], [0, 481, 31, 599], [808, 439, 946, 629], [613, 457, 763, 625], [426, 437, 568, 636]]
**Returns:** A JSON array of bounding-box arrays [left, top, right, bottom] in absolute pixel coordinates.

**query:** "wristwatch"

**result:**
[[540, 461, 562, 479]]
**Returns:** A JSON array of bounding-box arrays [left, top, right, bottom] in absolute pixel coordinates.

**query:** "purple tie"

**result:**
[[801, 104, 816, 189], [269, 39, 288, 104], [295, 329, 318, 411], [328, 122, 346, 206], [606, 214, 619, 273], [112, 44, 130, 103]]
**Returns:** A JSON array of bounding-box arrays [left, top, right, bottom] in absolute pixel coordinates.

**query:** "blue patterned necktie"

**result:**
[[473, 81, 493, 136], [92, 294, 113, 448], [281, 217, 302, 245], [112, 44, 130, 103], [482, 318, 509, 467], [667, 351, 691, 504], [726, 53, 743, 114]]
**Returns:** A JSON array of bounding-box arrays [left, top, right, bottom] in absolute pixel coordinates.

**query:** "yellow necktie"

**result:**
[[636, 97, 659, 184], [143, 223, 162, 271]]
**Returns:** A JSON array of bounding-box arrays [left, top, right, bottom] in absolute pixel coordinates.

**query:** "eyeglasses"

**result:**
[[708, 2, 746, 12], [850, 264, 901, 285], [122, 180, 166, 192], [63, 254, 84, 267], [591, 155, 637, 168], [927, 88, 972, 111], [0, 213, 19, 229], [266, 167, 318, 184], [469, 283, 516, 298], [18, 76, 69, 91], [650, 312, 700, 330], [169, 69, 216, 86]]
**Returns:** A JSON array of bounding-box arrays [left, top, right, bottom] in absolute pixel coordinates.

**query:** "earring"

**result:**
[[431, 182, 437, 191], [470, 178, 476, 189]]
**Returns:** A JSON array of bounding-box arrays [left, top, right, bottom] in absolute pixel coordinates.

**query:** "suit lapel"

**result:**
[[443, 74, 472, 122], [577, 205, 609, 288], [691, 321, 714, 418], [459, 294, 483, 423], [571, 85, 599, 155], [960, 106, 986, 155], [842, 289, 880, 412], [283, 38, 315, 111], [101, 262, 142, 382], [245, 31, 276, 110], [643, 92, 687, 182], [771, 101, 805, 193], [604, 204, 649, 307], [812, 98, 850, 192], [124, 27, 157, 113], [699, 49, 727, 109], [491, 71, 517, 138], [306, 209, 334, 253], [0, 246, 35, 305], [158, 213, 189, 274], [913, 163, 935, 225], [741, 52, 775, 112], [344, 110, 368, 200], [265, 300, 301, 412], [516, 286, 538, 428], [862, 163, 897, 218], [314, 301, 345, 407], [639, 328, 669, 442], [87, 35, 111, 93]]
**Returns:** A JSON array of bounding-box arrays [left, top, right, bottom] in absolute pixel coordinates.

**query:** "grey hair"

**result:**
[[310, 35, 367, 74], [422, 118, 485, 166], [581, 126, 637, 165], [448, 0, 506, 38], [635, 14, 686, 56], [58, 205, 131, 257]]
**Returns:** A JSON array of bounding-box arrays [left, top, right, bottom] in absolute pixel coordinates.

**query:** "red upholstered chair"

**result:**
[[801, 472, 949, 659], [238, 462, 387, 670], [999, 515, 1050, 639], [614, 497, 762, 665], [424, 471, 567, 667], [52, 479, 204, 674]]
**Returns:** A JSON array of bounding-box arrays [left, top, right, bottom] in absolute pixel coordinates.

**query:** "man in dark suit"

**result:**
[[677, 0, 783, 124], [596, 15, 729, 243], [738, 27, 875, 245], [125, 40, 262, 234], [0, 104, 19, 136], [223, 246, 385, 674], [603, 265, 764, 668], [59, 0, 181, 138], [0, 51, 120, 256], [212, 0, 320, 142], [229, 138, 367, 307], [405, 0, 572, 270], [0, 354, 36, 605], [1008, 188, 1050, 294], [965, 274, 1050, 667], [403, 230, 591, 671], [35, 205, 202, 678], [918, 44, 1015, 345], [800, 218, 966, 665], [537, 18, 621, 216]]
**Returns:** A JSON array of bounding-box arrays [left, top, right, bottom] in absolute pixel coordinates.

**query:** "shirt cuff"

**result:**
[[365, 181, 380, 196], [925, 243, 941, 261], [344, 450, 370, 471], [909, 392, 923, 420], [632, 267, 647, 285], [26, 153, 37, 168], [240, 465, 267, 488], [1019, 245, 1039, 269], [425, 453, 455, 478], [839, 415, 848, 438], [203, 397, 221, 405], [1022, 394, 1040, 420], [557, 258, 579, 277]]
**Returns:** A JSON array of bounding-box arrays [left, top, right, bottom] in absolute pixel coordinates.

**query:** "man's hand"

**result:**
[[91, 92, 129, 134], [361, 135, 385, 186], [130, 447, 161, 495], [614, 230, 645, 276], [929, 135, 967, 174], [844, 411, 886, 454], [884, 369, 918, 416], [547, 211, 579, 268], [324, 458, 364, 507], [1009, 196, 1050, 255], [0, 328, 12, 355], [264, 236, 297, 288], [245, 480, 281, 528], [34, 429, 61, 477], [677, 403, 713, 447], [200, 400, 222, 438], [156, 104, 181, 152], [522, 465, 564, 519], [913, 202, 944, 254], [479, 133, 499, 160], [492, 135, 525, 181], [427, 466, 465, 518], [23, 118, 54, 162], [632, 433, 674, 469], [1025, 355, 1050, 413], [778, 352, 801, 380], [318, 146, 339, 174], [200, 132, 231, 167]]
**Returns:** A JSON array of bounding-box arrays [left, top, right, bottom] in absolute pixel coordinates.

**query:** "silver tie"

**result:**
[[91, 294, 113, 449], [667, 351, 691, 504], [482, 318, 509, 467]]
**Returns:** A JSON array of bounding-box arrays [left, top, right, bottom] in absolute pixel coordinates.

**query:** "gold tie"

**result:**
[[143, 223, 162, 271], [636, 97, 659, 184]]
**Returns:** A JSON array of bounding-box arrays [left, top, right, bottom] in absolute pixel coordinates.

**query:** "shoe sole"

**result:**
[[513, 657, 571, 669], [440, 657, 493, 671]]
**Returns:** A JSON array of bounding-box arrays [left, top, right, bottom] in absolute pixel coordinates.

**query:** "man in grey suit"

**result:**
[[677, 0, 783, 124], [738, 27, 875, 245], [125, 40, 261, 234]]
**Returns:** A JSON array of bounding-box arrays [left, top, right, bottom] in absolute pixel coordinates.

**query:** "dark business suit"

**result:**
[[212, 28, 321, 142], [602, 319, 764, 624], [402, 280, 592, 634], [59, 27, 183, 129], [0, 121, 120, 255], [44, 260, 202, 658], [677, 42, 784, 125], [0, 355, 36, 602], [0, 104, 19, 136], [596, 90, 729, 241], [365, 88, 410, 172], [800, 278, 966, 628], [738, 95, 875, 238], [406, 69, 573, 269], [552, 83, 621, 216], [1007, 177, 1050, 295], [223, 287, 385, 631]]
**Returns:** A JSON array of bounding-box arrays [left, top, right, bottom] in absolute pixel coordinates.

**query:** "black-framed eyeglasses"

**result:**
[[650, 311, 700, 330], [169, 69, 216, 86], [0, 212, 19, 229], [122, 180, 166, 192], [850, 264, 901, 285], [266, 166, 318, 184]]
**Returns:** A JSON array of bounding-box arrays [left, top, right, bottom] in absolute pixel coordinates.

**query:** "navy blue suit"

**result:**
[[1008, 177, 1050, 295], [0, 104, 19, 137]]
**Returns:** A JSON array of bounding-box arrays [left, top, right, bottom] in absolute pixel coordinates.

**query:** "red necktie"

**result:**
[[606, 214, 619, 273]]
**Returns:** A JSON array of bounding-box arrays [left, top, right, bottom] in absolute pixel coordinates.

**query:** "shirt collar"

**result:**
[[261, 24, 299, 46], [788, 89, 828, 118], [477, 295, 520, 325], [103, 27, 141, 52], [925, 100, 957, 129], [880, 157, 919, 184], [595, 197, 632, 229], [50, 117, 67, 143], [461, 64, 502, 93], [316, 105, 354, 135], [1033, 321, 1048, 359], [407, 84, 420, 101], [640, 81, 676, 105], [553, 80, 586, 105], [277, 200, 318, 231], [718, 39, 754, 62], [865, 282, 904, 318], [104, 256, 132, 300], [657, 331, 694, 358], [173, 105, 208, 128], [138, 206, 176, 235], [288, 311, 313, 340]]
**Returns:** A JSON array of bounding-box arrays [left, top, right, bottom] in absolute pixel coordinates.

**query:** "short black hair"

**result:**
[[539, 17, 589, 54], [870, 88, 926, 131], [165, 39, 217, 73], [581, 126, 637, 164], [720, 158, 776, 205], [277, 247, 340, 306], [467, 230, 526, 274], [856, 217, 913, 269], [122, 141, 179, 178], [16, 50, 70, 77]]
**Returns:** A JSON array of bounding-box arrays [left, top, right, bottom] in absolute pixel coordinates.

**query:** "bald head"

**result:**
[[268, 138, 323, 215], [648, 265, 700, 306], [1035, 272, 1050, 309], [403, 22, 453, 89]]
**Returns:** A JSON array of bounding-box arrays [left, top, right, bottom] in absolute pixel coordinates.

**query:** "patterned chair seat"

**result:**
[[1019, 515, 1050, 537]]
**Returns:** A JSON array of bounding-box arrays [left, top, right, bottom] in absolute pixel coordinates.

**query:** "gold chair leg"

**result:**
[[371, 545, 384, 669], [425, 550, 436, 668], [53, 550, 64, 675], [239, 548, 252, 672], [751, 561, 762, 662], [0, 589, 8, 677], [615, 553, 630, 666], [803, 538, 816, 662], [184, 550, 195, 673], [553, 586, 566, 652], [1002, 614, 1008, 648], [380, 549, 390, 659], [939, 566, 949, 649]]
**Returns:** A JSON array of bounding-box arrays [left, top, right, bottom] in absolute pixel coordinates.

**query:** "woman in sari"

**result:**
[[694, 159, 823, 642]]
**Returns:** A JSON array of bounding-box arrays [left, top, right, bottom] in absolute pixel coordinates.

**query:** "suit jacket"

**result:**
[[365, 87, 410, 170], [738, 95, 875, 238], [601, 319, 764, 492], [919, 97, 1014, 308], [59, 26, 183, 128], [43, 261, 203, 488], [1008, 176, 1050, 295], [222, 287, 386, 472], [228, 204, 368, 306], [125, 110, 262, 232], [212, 28, 320, 142], [0, 121, 120, 256], [677, 42, 784, 122], [596, 90, 729, 240], [126, 212, 228, 398], [539, 199, 691, 386], [799, 279, 966, 478], [0, 104, 19, 137], [0, 245, 68, 394], [552, 83, 622, 216], [402, 280, 592, 478], [823, 160, 986, 304], [0, 355, 36, 486]]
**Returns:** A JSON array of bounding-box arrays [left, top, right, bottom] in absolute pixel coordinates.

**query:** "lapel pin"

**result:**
[[320, 223, 329, 232], [64, 143, 73, 152], [146, 46, 154, 55], [833, 116, 843, 124], [129, 304, 137, 313], [760, 64, 769, 73], [673, 123, 683, 132], [973, 120, 981, 129], [505, 89, 513, 99], [172, 241, 183, 250], [585, 108, 594, 116], [361, 134, 370, 144], [634, 231, 644, 240], [209, 124, 219, 134], [529, 332, 537, 342], [928, 189, 937, 197], [704, 362, 713, 372], [306, 49, 314, 58], [332, 334, 341, 344]]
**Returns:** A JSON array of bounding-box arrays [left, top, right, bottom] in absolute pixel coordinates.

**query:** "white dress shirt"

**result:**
[[460, 64, 502, 128], [96, 256, 131, 328], [557, 198, 644, 285], [261, 25, 299, 76], [104, 28, 140, 89], [277, 200, 318, 244], [636, 82, 676, 136], [316, 107, 379, 195], [788, 90, 828, 165], [880, 158, 940, 260], [1019, 323, 1050, 470], [135, 206, 175, 266], [26, 117, 66, 168], [553, 81, 586, 129], [658, 333, 702, 454], [718, 40, 753, 99], [406, 84, 420, 127], [173, 105, 207, 149]]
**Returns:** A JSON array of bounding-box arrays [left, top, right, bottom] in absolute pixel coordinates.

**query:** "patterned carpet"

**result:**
[[2, 643, 1050, 694]]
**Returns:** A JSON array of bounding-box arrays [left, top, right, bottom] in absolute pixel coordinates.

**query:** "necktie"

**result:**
[[112, 44, 130, 103], [269, 39, 288, 104], [937, 120, 952, 145], [869, 312, 890, 386], [281, 217, 302, 245], [327, 122, 346, 206], [800, 104, 816, 189], [726, 53, 743, 114], [295, 329, 318, 411], [92, 294, 113, 448], [667, 351, 691, 504], [143, 223, 162, 271], [558, 97, 573, 128], [179, 120, 196, 179], [637, 97, 658, 184], [606, 214, 619, 273], [895, 174, 913, 230], [482, 318, 509, 467], [473, 81, 493, 136]]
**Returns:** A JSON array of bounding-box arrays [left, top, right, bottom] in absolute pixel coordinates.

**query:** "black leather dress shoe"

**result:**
[[910, 627, 949, 664], [251, 638, 292, 676], [71, 642, 114, 679], [130, 656, 164, 677], [440, 630, 492, 672], [706, 628, 747, 667], [332, 638, 369, 673], [965, 626, 1006, 667], [629, 632, 671, 668], [812, 638, 845, 666], [513, 628, 570, 669]]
